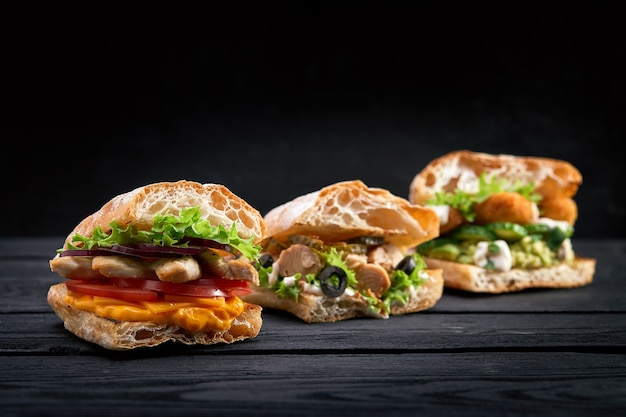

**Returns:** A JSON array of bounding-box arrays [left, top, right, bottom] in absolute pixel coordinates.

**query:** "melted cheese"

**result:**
[[65, 292, 245, 332]]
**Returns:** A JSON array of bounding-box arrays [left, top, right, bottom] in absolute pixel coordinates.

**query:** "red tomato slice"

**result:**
[[65, 280, 158, 302], [108, 278, 252, 298], [65, 277, 252, 302]]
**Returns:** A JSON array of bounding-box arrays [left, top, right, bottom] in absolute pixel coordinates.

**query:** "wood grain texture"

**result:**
[[1, 238, 624, 417]]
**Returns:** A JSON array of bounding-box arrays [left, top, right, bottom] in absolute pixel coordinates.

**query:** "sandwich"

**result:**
[[241, 180, 444, 322], [408, 150, 596, 293], [48, 180, 267, 350]]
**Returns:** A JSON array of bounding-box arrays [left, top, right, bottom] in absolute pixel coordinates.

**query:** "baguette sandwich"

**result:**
[[241, 180, 444, 322], [408, 150, 596, 293], [48, 180, 267, 350]]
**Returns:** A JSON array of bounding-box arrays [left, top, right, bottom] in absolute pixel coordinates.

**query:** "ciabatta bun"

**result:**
[[48, 283, 262, 350], [64, 180, 266, 248], [409, 149, 582, 206], [423, 257, 595, 293], [245, 180, 444, 322], [409, 150, 594, 294], [48, 180, 266, 350], [265, 180, 439, 250]]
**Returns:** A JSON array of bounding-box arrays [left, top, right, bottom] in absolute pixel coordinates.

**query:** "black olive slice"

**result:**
[[258, 253, 274, 268], [395, 256, 416, 276], [318, 266, 348, 298]]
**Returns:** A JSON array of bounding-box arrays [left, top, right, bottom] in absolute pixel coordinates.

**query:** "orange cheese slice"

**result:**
[[65, 291, 245, 332]]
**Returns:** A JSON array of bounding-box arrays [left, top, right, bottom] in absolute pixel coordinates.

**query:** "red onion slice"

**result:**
[[118, 244, 206, 256], [60, 244, 206, 258], [59, 249, 116, 257], [180, 237, 232, 252]]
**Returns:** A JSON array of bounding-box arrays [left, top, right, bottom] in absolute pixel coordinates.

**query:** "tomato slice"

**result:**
[[109, 278, 251, 298], [65, 277, 252, 302], [65, 280, 158, 301]]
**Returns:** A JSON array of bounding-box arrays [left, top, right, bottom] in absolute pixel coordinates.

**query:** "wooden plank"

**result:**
[[0, 352, 624, 417], [0, 237, 62, 258], [2, 312, 625, 354]]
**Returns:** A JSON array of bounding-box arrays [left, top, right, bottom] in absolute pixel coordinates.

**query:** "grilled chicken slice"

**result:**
[[368, 244, 404, 273], [92, 256, 156, 279], [225, 258, 260, 285], [49, 255, 105, 280], [197, 249, 259, 284], [53, 248, 257, 285], [275, 244, 323, 277], [151, 256, 201, 283], [344, 253, 368, 270], [354, 263, 390, 298]]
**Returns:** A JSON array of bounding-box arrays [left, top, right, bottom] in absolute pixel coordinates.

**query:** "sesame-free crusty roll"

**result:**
[[408, 150, 595, 293], [243, 180, 444, 323], [64, 180, 266, 248], [265, 179, 439, 251], [409, 149, 583, 206], [48, 180, 266, 350]]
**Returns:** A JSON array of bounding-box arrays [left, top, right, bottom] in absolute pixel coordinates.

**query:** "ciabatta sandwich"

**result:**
[[48, 180, 267, 350], [242, 180, 443, 322], [409, 150, 596, 293]]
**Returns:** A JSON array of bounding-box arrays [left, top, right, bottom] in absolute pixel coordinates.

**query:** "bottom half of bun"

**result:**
[[424, 257, 596, 293], [47, 283, 263, 350], [242, 270, 444, 323]]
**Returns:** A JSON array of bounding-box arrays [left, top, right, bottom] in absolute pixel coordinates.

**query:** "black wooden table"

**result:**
[[1, 237, 625, 417]]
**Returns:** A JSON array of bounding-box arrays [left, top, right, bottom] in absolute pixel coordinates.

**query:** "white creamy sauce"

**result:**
[[534, 217, 570, 232], [282, 276, 297, 287], [301, 282, 323, 296], [473, 240, 512, 272], [429, 205, 451, 225], [558, 238, 574, 261], [268, 262, 280, 286], [532, 218, 573, 260], [280, 276, 325, 296]]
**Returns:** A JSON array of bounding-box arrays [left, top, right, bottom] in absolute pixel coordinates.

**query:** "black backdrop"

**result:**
[[3, 2, 624, 238]]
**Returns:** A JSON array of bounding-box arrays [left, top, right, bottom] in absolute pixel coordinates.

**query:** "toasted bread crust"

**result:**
[[48, 283, 263, 350], [423, 257, 595, 293], [264, 180, 439, 251], [409, 150, 593, 293], [409, 150, 582, 206], [243, 269, 443, 322], [65, 180, 266, 248], [49, 180, 266, 349], [250, 180, 443, 321]]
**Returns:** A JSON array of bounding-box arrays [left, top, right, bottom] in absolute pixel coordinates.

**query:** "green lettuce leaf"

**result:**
[[427, 172, 541, 222], [61, 206, 261, 260], [381, 253, 427, 312]]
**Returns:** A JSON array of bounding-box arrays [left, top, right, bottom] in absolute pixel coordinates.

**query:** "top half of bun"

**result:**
[[263, 180, 439, 250], [64, 180, 267, 247], [409, 150, 583, 205]]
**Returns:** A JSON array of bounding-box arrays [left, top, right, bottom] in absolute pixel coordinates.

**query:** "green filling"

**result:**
[[59, 206, 261, 261], [257, 243, 429, 317], [417, 222, 574, 269]]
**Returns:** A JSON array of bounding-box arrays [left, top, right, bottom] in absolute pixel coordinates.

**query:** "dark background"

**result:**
[[3, 2, 624, 238]]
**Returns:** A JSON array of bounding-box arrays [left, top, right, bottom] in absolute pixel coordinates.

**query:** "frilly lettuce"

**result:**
[[427, 173, 541, 222], [61, 206, 261, 260]]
